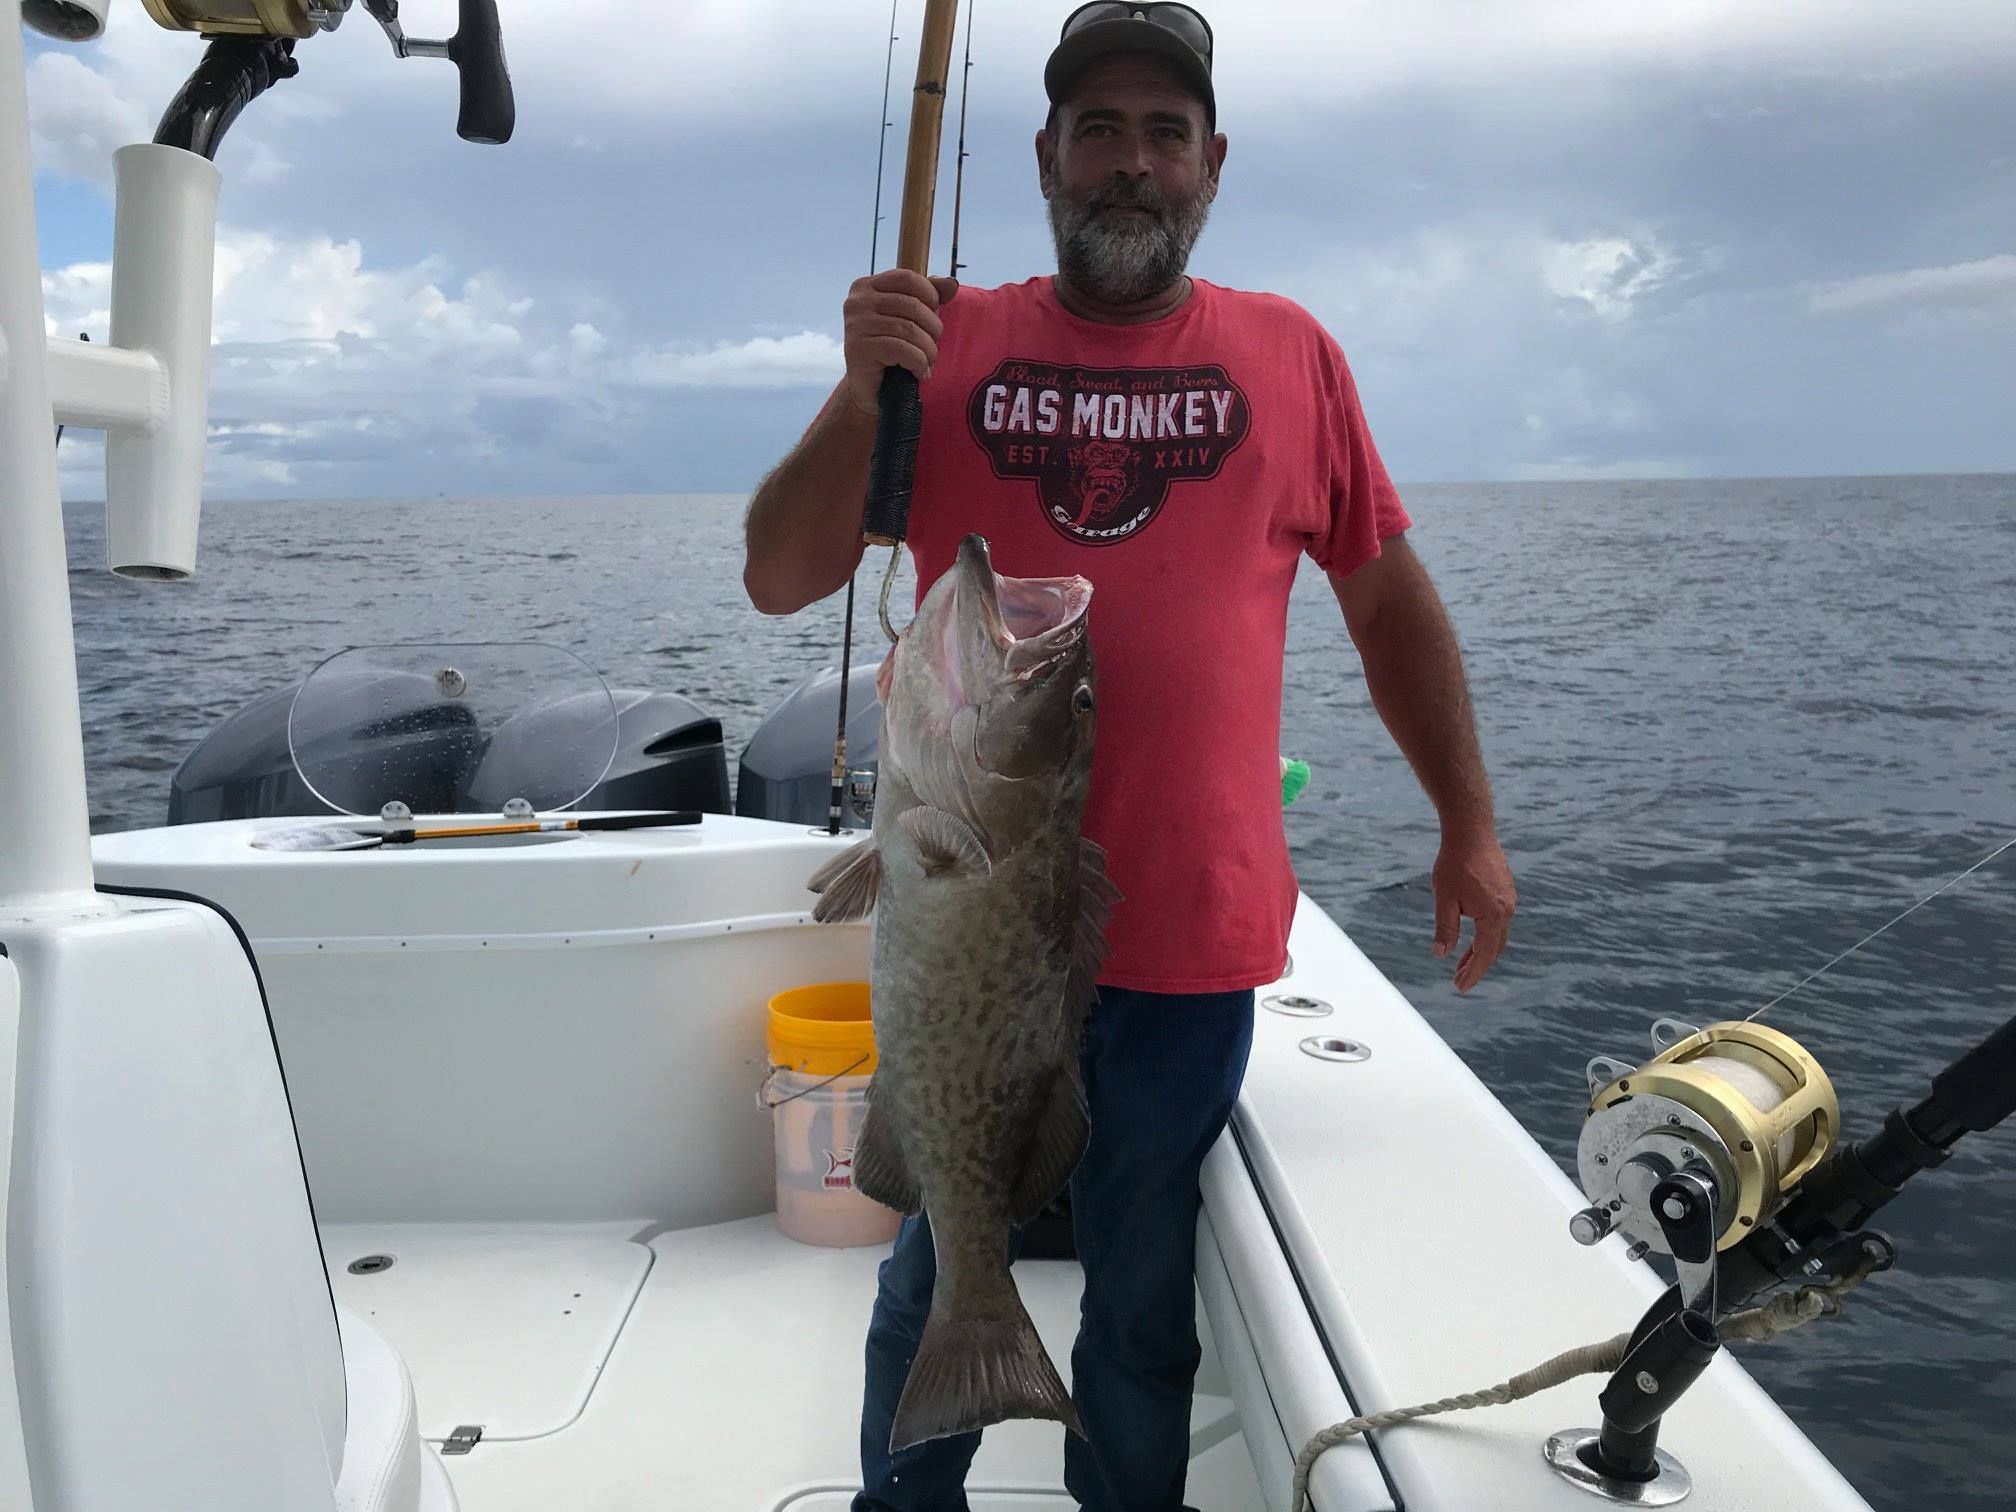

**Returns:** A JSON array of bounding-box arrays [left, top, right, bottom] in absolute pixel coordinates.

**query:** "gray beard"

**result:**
[[1047, 177, 1213, 306]]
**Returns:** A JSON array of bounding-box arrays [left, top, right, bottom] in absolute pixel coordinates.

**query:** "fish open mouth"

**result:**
[[998, 578, 1091, 682], [956, 535, 1092, 682]]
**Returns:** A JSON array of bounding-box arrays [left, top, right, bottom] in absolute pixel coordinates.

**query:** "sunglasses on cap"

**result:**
[[1058, 2, 1214, 65]]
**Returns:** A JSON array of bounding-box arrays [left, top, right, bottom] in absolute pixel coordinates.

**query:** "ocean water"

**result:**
[[62, 474, 2016, 1510]]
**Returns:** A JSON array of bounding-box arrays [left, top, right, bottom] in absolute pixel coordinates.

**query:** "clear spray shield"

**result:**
[[287, 644, 622, 819]]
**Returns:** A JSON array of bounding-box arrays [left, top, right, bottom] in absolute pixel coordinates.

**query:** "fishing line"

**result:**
[[948, 0, 977, 280], [826, 0, 906, 837], [1744, 830, 2016, 1023], [866, 0, 901, 276]]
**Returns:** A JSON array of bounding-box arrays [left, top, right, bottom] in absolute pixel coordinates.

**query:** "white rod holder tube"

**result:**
[[0, 0, 100, 911], [105, 143, 220, 582], [0, 956, 31, 1511], [24, 0, 110, 42]]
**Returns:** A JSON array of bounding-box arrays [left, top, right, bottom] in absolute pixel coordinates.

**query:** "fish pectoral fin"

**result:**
[[1010, 1068, 1090, 1225], [852, 1100, 921, 1215], [808, 837, 882, 922], [1065, 836, 1122, 1012], [899, 806, 992, 879]]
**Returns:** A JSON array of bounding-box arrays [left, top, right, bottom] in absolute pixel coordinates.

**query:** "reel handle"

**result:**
[[447, 0, 515, 145], [363, 0, 514, 144]]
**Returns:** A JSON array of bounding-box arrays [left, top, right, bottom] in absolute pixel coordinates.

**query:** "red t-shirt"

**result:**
[[903, 275, 1411, 993]]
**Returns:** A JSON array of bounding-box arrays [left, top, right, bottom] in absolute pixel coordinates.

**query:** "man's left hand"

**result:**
[[1431, 831, 1517, 994]]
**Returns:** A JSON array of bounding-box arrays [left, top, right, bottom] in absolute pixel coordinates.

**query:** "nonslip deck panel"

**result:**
[[331, 1215, 1264, 1511], [323, 1221, 653, 1441]]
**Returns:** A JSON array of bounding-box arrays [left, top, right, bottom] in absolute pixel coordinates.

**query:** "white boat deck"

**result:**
[[323, 1215, 1265, 1511], [87, 814, 1878, 1512]]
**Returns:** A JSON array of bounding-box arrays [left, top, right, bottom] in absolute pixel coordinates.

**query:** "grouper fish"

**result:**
[[808, 532, 1117, 1451]]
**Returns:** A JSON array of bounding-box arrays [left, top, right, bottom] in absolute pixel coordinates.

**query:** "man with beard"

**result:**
[[743, 5, 1517, 1508]]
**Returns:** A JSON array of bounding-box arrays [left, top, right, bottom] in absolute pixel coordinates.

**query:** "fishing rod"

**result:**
[[864, 0, 962, 644], [825, 0, 967, 838], [948, 0, 977, 280], [866, 0, 902, 284], [261, 810, 703, 853], [825, 0, 906, 840], [1717, 1006, 2016, 1305], [1298, 833, 2016, 1505], [1546, 831, 2016, 1490]]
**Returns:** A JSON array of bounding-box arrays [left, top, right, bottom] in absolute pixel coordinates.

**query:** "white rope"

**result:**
[[1288, 1256, 1878, 1512]]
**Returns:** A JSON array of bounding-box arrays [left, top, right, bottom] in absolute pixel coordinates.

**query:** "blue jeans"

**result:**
[[852, 986, 1257, 1512]]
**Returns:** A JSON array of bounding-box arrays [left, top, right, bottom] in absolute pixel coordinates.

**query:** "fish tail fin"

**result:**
[[889, 1297, 1080, 1451]]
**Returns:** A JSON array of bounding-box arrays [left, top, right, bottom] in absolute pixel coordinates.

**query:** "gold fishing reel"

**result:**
[[140, 0, 514, 148], [142, 0, 347, 39], [1575, 1019, 1839, 1256]]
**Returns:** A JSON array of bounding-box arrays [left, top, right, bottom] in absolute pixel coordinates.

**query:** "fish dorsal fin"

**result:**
[[1067, 837, 1122, 1012], [900, 807, 992, 879], [808, 837, 882, 923]]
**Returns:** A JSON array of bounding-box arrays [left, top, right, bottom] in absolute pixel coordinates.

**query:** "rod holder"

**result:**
[[24, 0, 109, 41], [104, 143, 220, 581]]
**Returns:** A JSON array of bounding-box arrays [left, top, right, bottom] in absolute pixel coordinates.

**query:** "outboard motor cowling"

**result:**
[[170, 672, 731, 823], [736, 664, 882, 831]]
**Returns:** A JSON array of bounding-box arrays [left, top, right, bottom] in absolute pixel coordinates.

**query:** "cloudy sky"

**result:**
[[27, 0, 2016, 498]]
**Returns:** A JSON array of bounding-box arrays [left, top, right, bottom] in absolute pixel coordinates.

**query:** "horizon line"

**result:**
[[49, 466, 2016, 510]]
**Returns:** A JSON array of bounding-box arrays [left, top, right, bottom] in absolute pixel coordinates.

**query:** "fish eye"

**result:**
[[1072, 683, 1095, 715]]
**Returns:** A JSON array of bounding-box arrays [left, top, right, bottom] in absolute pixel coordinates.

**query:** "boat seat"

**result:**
[[336, 1305, 458, 1512]]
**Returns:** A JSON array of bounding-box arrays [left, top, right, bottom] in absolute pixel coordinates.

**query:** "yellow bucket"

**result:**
[[767, 981, 878, 1078], [763, 981, 896, 1248]]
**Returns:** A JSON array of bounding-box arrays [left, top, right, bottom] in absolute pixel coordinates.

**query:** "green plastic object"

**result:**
[[1280, 757, 1310, 808]]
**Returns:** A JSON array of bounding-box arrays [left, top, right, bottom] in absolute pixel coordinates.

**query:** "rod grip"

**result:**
[[578, 811, 702, 832], [1925, 1010, 2016, 1136], [863, 367, 923, 547], [449, 0, 515, 144]]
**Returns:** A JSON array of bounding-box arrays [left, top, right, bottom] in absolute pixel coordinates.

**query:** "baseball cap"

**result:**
[[1044, 3, 1216, 129]]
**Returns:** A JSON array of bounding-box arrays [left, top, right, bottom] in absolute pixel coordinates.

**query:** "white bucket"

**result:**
[[765, 1067, 901, 1248], [763, 982, 901, 1249]]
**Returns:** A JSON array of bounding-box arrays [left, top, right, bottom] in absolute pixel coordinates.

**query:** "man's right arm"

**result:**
[[741, 389, 877, 615], [741, 269, 956, 617]]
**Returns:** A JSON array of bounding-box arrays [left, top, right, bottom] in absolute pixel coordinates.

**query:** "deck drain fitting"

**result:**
[[347, 1254, 396, 1275], [1264, 993, 1333, 1018], [1300, 1035, 1370, 1063]]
